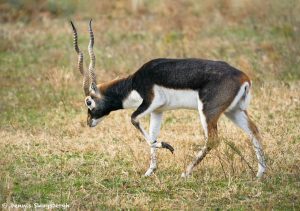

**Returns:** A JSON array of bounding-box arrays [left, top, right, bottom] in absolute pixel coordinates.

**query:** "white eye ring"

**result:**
[[85, 96, 96, 110]]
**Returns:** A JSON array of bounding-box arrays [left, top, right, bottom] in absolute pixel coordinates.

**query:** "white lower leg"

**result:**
[[182, 146, 208, 177], [252, 136, 266, 178], [144, 112, 162, 176], [145, 147, 157, 176], [226, 110, 266, 178]]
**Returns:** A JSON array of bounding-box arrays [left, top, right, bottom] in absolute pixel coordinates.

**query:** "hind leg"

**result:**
[[225, 109, 266, 178], [181, 99, 221, 177], [181, 121, 219, 177]]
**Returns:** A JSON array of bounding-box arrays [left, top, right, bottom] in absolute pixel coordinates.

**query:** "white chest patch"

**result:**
[[122, 90, 143, 109], [153, 85, 198, 111]]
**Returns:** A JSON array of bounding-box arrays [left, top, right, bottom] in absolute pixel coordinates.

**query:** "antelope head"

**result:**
[[70, 20, 112, 127]]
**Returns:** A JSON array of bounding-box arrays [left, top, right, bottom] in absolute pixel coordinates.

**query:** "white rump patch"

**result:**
[[240, 89, 251, 110], [226, 82, 250, 112]]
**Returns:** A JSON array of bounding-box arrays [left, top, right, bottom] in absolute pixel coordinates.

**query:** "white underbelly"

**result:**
[[154, 85, 198, 111], [122, 85, 199, 111]]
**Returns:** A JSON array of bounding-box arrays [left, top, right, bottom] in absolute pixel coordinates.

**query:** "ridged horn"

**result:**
[[88, 19, 97, 85], [70, 20, 90, 96]]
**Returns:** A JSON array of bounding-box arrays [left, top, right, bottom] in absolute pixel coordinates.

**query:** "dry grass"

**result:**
[[0, 0, 300, 209]]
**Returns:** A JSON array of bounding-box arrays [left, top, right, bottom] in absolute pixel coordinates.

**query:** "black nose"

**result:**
[[86, 100, 92, 106]]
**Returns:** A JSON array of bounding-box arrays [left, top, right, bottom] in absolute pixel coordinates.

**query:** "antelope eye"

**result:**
[[86, 99, 92, 106]]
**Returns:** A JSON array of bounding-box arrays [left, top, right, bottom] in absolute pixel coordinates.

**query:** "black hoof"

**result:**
[[161, 142, 174, 154]]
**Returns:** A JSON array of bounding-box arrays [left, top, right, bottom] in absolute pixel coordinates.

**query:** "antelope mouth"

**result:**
[[88, 116, 106, 127]]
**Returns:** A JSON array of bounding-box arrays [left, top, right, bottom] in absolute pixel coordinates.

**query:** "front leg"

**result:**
[[131, 102, 174, 175], [144, 112, 163, 176]]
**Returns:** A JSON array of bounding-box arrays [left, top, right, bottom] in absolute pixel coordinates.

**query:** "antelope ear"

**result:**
[[89, 82, 100, 97]]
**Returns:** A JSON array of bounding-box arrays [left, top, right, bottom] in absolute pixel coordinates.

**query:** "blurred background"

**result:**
[[0, 0, 299, 128], [0, 0, 299, 209]]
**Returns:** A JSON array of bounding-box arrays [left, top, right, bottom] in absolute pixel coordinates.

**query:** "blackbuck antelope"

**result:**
[[70, 20, 266, 178]]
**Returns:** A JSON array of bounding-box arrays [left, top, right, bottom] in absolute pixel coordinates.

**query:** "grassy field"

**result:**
[[0, 0, 300, 209]]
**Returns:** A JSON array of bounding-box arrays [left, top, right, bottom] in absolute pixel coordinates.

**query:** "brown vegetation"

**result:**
[[0, 0, 299, 209]]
